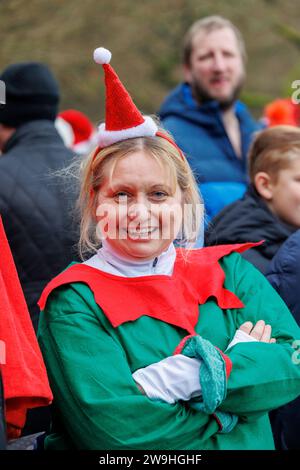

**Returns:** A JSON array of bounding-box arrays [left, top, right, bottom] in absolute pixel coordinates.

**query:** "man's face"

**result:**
[[184, 27, 245, 109]]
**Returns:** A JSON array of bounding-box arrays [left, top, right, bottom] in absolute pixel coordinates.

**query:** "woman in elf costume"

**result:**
[[37, 48, 300, 450]]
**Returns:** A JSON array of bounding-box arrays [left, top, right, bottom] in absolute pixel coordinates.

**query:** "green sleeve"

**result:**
[[219, 253, 300, 419], [38, 285, 214, 450]]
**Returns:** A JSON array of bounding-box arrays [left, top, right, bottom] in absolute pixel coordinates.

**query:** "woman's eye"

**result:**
[[150, 191, 168, 200]]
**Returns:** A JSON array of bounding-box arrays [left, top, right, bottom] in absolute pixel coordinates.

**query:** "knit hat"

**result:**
[[0, 62, 59, 127], [93, 47, 158, 147]]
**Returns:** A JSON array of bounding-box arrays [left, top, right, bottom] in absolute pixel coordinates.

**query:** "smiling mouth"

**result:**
[[126, 227, 158, 239]]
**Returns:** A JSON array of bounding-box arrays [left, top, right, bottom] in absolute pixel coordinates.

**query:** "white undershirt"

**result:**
[[83, 240, 176, 277]]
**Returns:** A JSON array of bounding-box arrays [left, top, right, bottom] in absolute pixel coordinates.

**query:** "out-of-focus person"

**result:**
[[159, 15, 261, 222]]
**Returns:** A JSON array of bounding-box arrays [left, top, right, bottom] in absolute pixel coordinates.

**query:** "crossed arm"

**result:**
[[132, 254, 300, 419]]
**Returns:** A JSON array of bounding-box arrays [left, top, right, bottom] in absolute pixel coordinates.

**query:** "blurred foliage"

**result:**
[[0, 0, 300, 122], [275, 23, 300, 49]]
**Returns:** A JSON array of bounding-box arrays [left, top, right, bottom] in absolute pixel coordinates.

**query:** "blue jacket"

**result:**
[[267, 229, 300, 330], [266, 230, 300, 449], [159, 84, 261, 220]]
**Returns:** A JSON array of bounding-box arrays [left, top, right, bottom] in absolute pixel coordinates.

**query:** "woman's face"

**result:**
[[96, 150, 183, 261]]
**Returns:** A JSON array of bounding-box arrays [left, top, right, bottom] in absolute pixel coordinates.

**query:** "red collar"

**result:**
[[38, 242, 261, 335]]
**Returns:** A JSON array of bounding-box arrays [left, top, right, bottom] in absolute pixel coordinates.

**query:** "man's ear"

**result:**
[[183, 64, 192, 84], [254, 172, 274, 200], [0, 124, 16, 152]]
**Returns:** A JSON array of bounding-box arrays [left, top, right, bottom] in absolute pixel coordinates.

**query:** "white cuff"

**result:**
[[133, 354, 202, 404], [226, 329, 258, 351]]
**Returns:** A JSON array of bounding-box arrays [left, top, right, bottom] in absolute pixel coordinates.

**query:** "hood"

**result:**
[[159, 83, 259, 131]]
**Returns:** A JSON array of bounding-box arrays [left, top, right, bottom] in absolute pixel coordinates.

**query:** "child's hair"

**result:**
[[78, 128, 203, 258], [248, 125, 300, 184]]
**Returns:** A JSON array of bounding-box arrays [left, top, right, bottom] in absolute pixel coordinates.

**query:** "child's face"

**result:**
[[268, 158, 300, 227], [95, 150, 183, 261]]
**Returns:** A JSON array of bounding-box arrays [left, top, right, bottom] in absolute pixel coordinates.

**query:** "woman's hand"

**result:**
[[239, 320, 276, 343], [226, 320, 276, 351]]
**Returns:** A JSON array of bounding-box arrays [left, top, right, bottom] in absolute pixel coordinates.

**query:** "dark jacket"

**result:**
[[205, 185, 296, 274], [159, 83, 261, 220], [267, 230, 300, 324], [266, 230, 300, 449], [0, 120, 79, 331]]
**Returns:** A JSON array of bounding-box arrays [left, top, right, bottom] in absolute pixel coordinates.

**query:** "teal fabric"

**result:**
[[181, 335, 227, 414], [181, 335, 238, 433], [214, 411, 238, 434]]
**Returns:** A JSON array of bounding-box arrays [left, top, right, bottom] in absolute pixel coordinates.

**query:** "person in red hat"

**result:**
[[37, 48, 300, 451], [0, 62, 79, 333]]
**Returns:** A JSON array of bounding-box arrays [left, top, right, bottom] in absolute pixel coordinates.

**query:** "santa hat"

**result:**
[[59, 109, 94, 145], [93, 47, 158, 147], [55, 115, 75, 148], [58, 109, 97, 155]]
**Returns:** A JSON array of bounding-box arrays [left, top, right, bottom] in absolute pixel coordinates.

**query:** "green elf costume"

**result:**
[[37, 48, 300, 450], [37, 242, 300, 450]]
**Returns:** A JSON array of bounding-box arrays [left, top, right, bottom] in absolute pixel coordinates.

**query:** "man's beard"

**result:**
[[190, 74, 245, 111]]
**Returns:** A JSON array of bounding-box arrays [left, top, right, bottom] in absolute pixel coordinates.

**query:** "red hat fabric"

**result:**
[[264, 98, 298, 127], [93, 47, 157, 147], [55, 115, 75, 148], [0, 217, 52, 439], [59, 109, 94, 145]]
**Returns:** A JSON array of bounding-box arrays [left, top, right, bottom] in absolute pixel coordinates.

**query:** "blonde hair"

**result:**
[[183, 15, 246, 66], [248, 125, 300, 184], [78, 128, 203, 258]]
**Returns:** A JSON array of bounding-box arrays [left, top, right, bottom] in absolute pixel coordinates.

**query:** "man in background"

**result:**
[[159, 15, 261, 222], [0, 62, 79, 332]]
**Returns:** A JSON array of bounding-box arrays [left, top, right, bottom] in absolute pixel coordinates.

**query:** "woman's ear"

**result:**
[[254, 172, 274, 200]]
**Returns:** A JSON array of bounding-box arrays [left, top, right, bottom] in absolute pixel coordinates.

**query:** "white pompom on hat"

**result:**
[[93, 47, 158, 148], [93, 47, 112, 65]]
